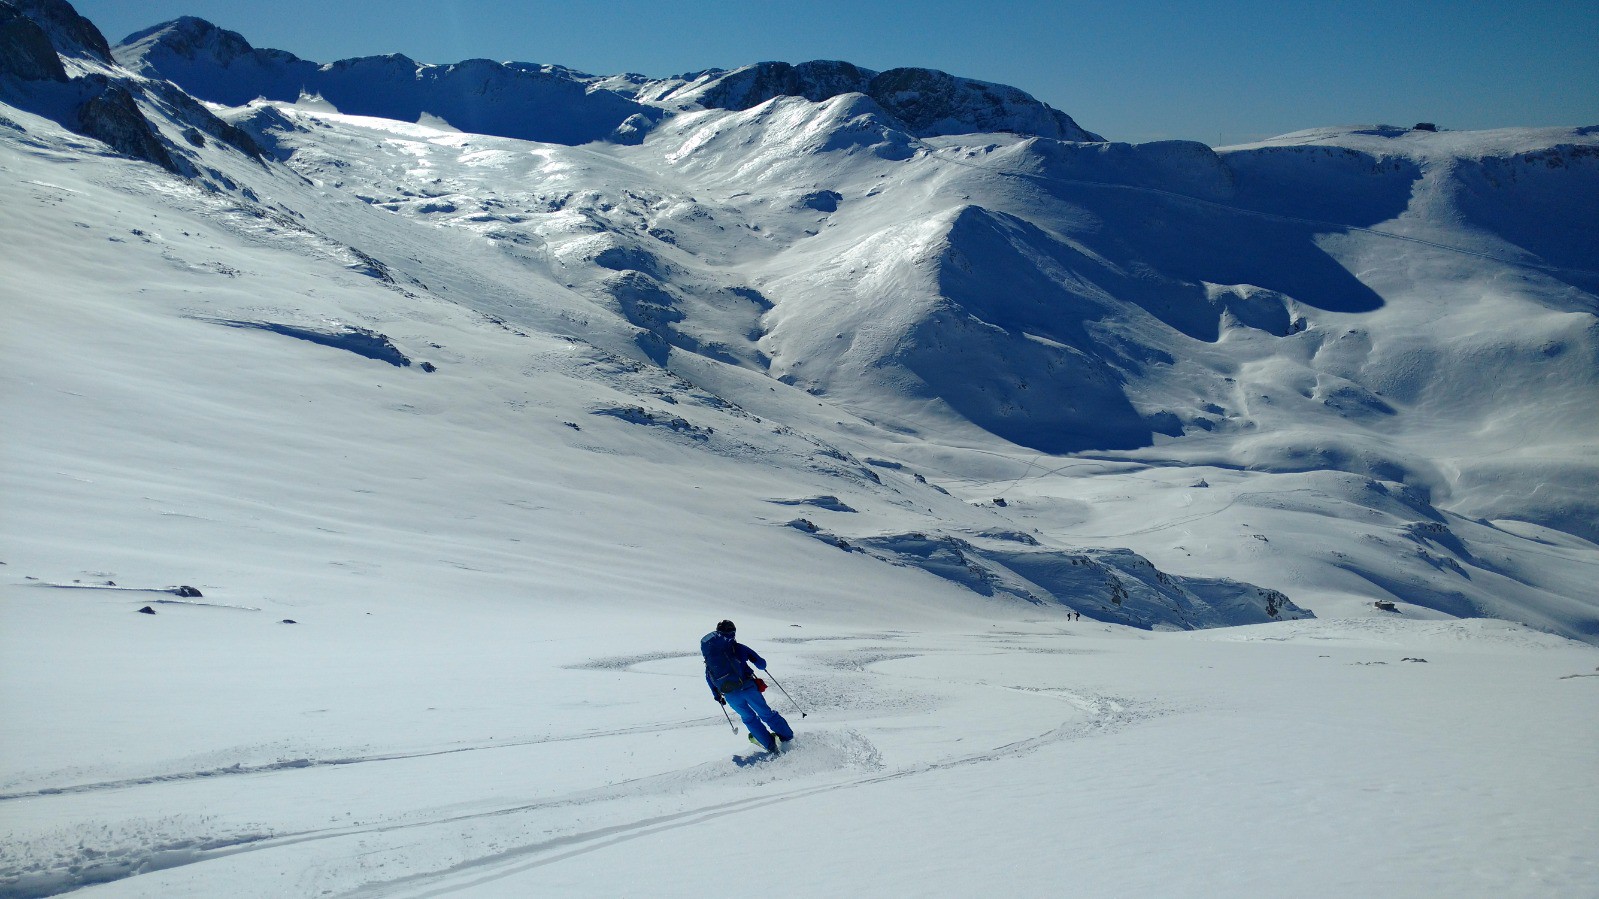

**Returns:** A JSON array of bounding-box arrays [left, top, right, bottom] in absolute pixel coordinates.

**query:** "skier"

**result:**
[[702, 620, 794, 752]]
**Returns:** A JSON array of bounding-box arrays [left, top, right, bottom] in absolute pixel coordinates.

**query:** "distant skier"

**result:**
[[702, 620, 794, 752]]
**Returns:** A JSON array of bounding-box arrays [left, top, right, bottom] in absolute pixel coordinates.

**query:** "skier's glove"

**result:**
[[716, 695, 727, 705]]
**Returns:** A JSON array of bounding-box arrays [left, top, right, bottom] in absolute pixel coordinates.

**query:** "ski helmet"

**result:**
[[716, 619, 736, 635]]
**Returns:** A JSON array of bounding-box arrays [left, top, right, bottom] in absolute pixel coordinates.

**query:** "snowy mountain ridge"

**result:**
[[4, 0, 1597, 643], [638, 59, 1104, 142], [112, 16, 662, 146], [113, 15, 1101, 145]]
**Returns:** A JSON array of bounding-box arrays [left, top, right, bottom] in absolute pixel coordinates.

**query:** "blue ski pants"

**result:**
[[725, 683, 793, 747]]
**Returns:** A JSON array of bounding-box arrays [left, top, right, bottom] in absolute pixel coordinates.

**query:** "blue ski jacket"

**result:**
[[702, 631, 766, 699]]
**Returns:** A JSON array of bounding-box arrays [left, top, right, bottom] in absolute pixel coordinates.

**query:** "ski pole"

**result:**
[[719, 701, 738, 733], [763, 670, 808, 718]]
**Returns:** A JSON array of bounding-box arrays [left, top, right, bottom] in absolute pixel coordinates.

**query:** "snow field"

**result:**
[[6, 602, 1592, 897], [4, 7, 1599, 894]]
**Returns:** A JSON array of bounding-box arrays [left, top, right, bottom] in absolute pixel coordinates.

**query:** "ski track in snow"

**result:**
[[0, 717, 718, 803], [0, 642, 1161, 898], [25, 583, 251, 606], [333, 686, 1154, 899], [564, 651, 698, 671]]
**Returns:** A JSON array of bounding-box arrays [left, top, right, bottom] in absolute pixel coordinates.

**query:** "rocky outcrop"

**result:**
[[5, 0, 108, 62], [866, 67, 1100, 141], [695, 60, 877, 108], [2, 1, 266, 171], [1, 1, 174, 172], [74, 76, 176, 171], [0, 3, 66, 80]]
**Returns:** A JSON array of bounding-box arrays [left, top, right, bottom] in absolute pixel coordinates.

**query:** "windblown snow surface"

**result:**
[[2, 4, 1597, 896]]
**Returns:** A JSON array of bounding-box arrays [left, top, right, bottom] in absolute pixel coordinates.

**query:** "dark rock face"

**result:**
[[6, 0, 109, 62], [0, 1, 226, 173], [75, 77, 178, 171], [0, 4, 67, 80], [866, 67, 1099, 141], [1, 1, 266, 173], [697, 60, 876, 109], [798, 190, 842, 212], [604, 270, 684, 332]]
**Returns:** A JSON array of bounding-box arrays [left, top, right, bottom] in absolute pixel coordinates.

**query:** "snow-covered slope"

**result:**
[[4, 0, 1597, 638], [3, 4, 1598, 895], [3, 4, 1331, 632]]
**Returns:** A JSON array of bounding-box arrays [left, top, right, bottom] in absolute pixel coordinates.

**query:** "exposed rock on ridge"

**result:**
[[0, 3, 67, 80], [671, 60, 1104, 141], [74, 77, 176, 170], [1, 0, 260, 173], [4, 0, 107, 63]]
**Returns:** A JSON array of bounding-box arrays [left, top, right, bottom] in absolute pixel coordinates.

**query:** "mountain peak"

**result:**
[[664, 59, 1102, 141], [115, 15, 303, 77], [692, 60, 877, 109], [868, 66, 1102, 141]]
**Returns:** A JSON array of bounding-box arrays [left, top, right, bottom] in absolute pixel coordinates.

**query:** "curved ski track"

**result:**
[[339, 685, 1156, 899], [4, 648, 1164, 898]]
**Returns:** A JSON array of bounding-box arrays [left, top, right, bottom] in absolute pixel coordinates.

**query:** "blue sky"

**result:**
[[74, 0, 1598, 145]]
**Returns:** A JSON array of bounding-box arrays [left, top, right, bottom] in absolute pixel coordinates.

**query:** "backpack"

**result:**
[[701, 632, 749, 694]]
